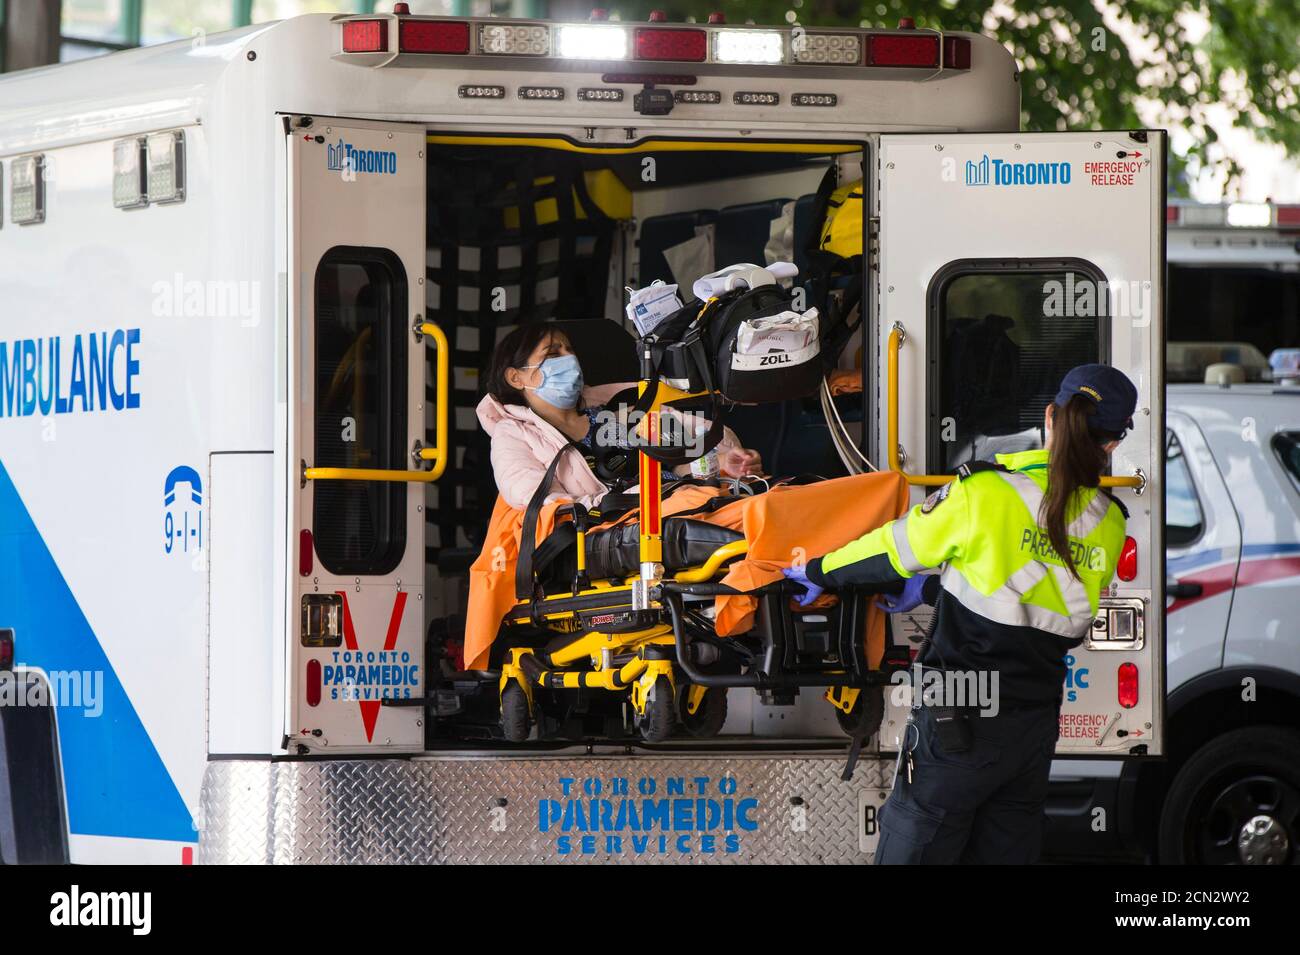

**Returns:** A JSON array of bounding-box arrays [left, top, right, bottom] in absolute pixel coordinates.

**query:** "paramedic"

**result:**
[[478, 324, 762, 510], [785, 364, 1137, 864]]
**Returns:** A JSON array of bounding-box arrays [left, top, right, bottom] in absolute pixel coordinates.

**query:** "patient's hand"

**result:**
[[719, 447, 763, 478]]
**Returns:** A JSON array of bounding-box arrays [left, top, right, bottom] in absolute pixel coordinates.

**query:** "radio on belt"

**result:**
[[634, 86, 674, 115]]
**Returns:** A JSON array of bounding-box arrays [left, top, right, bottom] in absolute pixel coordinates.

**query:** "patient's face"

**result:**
[[508, 331, 575, 393]]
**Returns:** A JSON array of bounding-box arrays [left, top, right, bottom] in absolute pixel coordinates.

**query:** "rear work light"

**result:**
[[634, 27, 707, 62], [865, 33, 940, 67], [1117, 535, 1137, 582], [341, 19, 387, 53], [478, 22, 549, 55], [556, 24, 628, 59], [943, 35, 971, 69], [1117, 662, 1139, 709], [713, 29, 783, 64], [791, 32, 861, 65], [399, 19, 470, 54]]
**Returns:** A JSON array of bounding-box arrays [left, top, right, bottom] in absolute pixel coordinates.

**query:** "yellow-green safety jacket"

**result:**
[[805, 449, 1128, 705]]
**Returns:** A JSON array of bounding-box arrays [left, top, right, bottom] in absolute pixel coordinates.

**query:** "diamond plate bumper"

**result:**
[[198, 754, 894, 864]]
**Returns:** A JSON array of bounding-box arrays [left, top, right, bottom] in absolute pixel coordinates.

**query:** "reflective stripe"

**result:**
[[1003, 561, 1047, 597], [1067, 490, 1111, 540], [997, 471, 1044, 519], [891, 517, 925, 573], [941, 565, 1085, 639]]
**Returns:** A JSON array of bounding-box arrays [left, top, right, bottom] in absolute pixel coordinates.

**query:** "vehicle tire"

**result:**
[[638, 677, 676, 743], [500, 683, 532, 743], [835, 689, 885, 740], [677, 685, 728, 738], [1158, 726, 1300, 865]]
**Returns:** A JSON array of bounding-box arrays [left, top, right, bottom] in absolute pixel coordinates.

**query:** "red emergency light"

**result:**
[[865, 33, 940, 68], [1117, 535, 1137, 582], [399, 19, 471, 54], [306, 660, 322, 707], [1278, 205, 1300, 230], [0, 629, 13, 672], [342, 19, 388, 53], [634, 27, 707, 62], [1117, 662, 1139, 709]]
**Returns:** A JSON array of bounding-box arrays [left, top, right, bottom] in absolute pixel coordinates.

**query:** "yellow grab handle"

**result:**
[[887, 325, 1143, 490], [415, 321, 451, 482]]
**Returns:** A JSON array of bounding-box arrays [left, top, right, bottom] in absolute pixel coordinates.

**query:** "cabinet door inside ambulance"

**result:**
[[287, 118, 429, 752], [879, 131, 1165, 757]]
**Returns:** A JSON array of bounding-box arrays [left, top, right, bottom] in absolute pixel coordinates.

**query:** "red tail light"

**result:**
[[306, 660, 322, 708], [342, 19, 388, 53], [1117, 662, 1139, 708], [942, 36, 971, 69], [865, 33, 939, 67], [299, 529, 313, 577], [399, 19, 470, 54], [634, 27, 707, 62], [1278, 205, 1300, 230], [1117, 535, 1137, 582]]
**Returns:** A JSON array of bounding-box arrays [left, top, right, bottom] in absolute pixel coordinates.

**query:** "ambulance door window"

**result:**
[[927, 261, 1106, 472], [313, 246, 409, 575]]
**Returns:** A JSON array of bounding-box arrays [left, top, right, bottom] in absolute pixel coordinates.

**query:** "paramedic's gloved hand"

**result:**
[[720, 447, 763, 478], [782, 563, 824, 607], [877, 574, 935, 613]]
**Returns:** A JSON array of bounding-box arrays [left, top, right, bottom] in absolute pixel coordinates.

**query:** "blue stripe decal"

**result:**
[[0, 459, 195, 843]]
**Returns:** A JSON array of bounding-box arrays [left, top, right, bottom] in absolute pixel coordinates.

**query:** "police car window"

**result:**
[[313, 248, 408, 575], [1166, 429, 1204, 547], [929, 263, 1105, 472], [1273, 432, 1300, 494]]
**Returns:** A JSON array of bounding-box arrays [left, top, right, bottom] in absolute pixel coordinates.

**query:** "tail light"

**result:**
[[1117, 535, 1137, 582], [865, 33, 940, 67], [634, 27, 707, 62], [1117, 662, 1139, 708], [942, 35, 971, 69], [306, 660, 322, 708], [341, 19, 388, 53], [299, 529, 313, 577], [399, 19, 470, 54]]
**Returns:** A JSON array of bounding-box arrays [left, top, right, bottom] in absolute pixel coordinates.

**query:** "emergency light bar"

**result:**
[[1168, 201, 1300, 231], [335, 13, 972, 71]]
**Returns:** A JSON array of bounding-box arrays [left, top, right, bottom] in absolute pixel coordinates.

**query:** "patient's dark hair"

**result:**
[[486, 323, 567, 406]]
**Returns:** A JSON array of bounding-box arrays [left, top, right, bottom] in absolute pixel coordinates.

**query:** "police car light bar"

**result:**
[[334, 15, 972, 71]]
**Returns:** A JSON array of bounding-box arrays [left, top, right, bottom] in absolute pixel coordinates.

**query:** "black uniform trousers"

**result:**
[[874, 702, 1061, 864]]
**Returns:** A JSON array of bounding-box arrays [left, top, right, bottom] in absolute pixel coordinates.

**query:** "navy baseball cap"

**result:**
[[1055, 364, 1138, 433]]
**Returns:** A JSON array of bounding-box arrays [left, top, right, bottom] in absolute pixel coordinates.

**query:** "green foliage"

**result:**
[[611, 0, 1300, 197]]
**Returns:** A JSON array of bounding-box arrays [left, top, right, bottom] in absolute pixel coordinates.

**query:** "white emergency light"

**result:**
[[1226, 202, 1271, 228], [478, 23, 549, 55], [1180, 205, 1226, 227], [113, 137, 148, 209], [146, 130, 185, 204], [10, 154, 45, 225], [555, 24, 628, 60], [791, 32, 861, 65], [713, 30, 783, 64]]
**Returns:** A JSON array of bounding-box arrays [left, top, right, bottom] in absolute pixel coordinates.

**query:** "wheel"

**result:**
[[1158, 726, 1300, 864], [835, 689, 884, 740], [500, 683, 532, 743], [638, 676, 676, 743], [677, 685, 729, 738]]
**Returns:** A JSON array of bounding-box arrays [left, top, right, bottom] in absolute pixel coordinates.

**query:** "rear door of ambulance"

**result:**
[[878, 131, 1165, 757], [286, 116, 431, 753]]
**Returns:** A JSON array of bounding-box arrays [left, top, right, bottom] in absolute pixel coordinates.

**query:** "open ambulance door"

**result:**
[[877, 130, 1165, 757], [285, 116, 436, 753]]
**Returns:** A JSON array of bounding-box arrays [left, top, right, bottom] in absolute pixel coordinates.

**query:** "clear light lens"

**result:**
[[113, 137, 147, 209], [146, 130, 185, 204], [555, 24, 628, 60], [791, 32, 860, 65], [478, 23, 549, 56], [1227, 202, 1270, 228], [713, 30, 783, 64], [10, 155, 44, 225], [1179, 204, 1226, 227]]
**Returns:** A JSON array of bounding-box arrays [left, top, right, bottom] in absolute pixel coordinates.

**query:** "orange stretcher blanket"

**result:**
[[463, 472, 909, 672]]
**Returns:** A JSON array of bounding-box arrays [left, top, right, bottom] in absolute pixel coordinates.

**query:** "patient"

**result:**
[[478, 324, 762, 510]]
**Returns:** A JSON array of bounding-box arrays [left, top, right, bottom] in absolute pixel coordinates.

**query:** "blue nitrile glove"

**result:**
[[877, 574, 932, 613], [782, 563, 824, 607]]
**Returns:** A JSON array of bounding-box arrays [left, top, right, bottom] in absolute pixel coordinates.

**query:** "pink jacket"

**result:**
[[477, 382, 740, 510]]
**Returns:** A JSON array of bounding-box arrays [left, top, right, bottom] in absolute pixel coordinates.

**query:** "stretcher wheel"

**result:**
[[835, 689, 884, 740], [500, 684, 531, 742], [677, 685, 728, 738], [638, 677, 676, 743]]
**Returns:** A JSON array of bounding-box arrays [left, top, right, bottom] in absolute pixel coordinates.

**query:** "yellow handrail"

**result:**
[[303, 319, 451, 485], [674, 540, 749, 583], [887, 325, 1143, 490]]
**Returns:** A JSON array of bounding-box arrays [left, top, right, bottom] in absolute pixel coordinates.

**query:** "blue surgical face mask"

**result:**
[[522, 353, 584, 409]]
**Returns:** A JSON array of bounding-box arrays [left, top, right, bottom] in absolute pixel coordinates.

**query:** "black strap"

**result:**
[[1102, 489, 1130, 519], [955, 460, 1010, 481], [515, 442, 580, 602]]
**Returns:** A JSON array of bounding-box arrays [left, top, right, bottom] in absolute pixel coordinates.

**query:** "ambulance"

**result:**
[[0, 8, 1166, 864]]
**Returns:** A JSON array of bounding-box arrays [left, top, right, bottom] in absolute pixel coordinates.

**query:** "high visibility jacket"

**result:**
[[805, 449, 1128, 705]]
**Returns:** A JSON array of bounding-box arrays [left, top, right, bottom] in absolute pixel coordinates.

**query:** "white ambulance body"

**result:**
[[0, 11, 1166, 864]]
